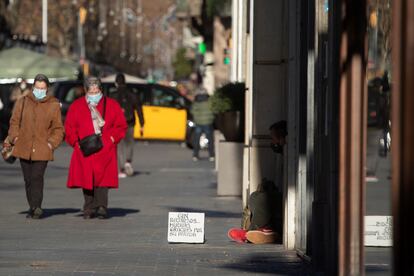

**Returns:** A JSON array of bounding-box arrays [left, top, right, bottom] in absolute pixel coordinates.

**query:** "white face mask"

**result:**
[[33, 88, 47, 100], [86, 93, 103, 104], [20, 83, 27, 90]]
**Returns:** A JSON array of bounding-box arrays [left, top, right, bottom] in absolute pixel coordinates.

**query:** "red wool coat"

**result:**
[[65, 96, 127, 190]]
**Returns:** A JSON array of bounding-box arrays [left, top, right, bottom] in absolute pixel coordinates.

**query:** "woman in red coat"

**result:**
[[65, 77, 127, 219]]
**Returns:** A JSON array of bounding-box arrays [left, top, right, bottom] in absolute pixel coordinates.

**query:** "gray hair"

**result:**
[[84, 76, 102, 91]]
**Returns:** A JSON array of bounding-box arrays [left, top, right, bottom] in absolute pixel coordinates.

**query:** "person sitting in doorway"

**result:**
[[228, 120, 287, 244]]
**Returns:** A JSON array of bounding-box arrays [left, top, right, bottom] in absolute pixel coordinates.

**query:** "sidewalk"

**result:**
[[0, 142, 311, 275]]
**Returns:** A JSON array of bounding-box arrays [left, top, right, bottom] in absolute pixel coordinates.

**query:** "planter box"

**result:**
[[214, 130, 225, 171], [215, 111, 244, 142], [217, 141, 243, 196]]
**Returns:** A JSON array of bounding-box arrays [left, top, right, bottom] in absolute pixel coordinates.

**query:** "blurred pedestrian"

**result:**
[[190, 86, 215, 161], [65, 76, 127, 219], [379, 70, 391, 128], [177, 83, 190, 99], [111, 73, 145, 178], [10, 79, 30, 108], [3, 74, 64, 219], [66, 85, 85, 102]]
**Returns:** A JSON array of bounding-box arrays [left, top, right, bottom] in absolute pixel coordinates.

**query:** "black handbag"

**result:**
[[78, 133, 103, 157], [1, 98, 25, 164], [78, 97, 106, 157]]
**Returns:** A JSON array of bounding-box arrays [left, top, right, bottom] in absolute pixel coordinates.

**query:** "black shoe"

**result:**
[[26, 208, 34, 219], [32, 207, 43, 219], [96, 206, 108, 219], [83, 209, 95, 219]]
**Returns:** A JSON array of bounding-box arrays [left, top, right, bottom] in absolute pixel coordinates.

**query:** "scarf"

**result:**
[[88, 101, 105, 135]]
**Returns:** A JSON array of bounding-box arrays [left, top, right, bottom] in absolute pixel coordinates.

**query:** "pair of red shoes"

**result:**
[[227, 228, 279, 244]]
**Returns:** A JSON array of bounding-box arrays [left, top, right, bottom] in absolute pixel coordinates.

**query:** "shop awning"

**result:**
[[0, 47, 79, 83]]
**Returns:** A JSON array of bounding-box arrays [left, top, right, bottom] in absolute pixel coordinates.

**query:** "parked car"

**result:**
[[52, 80, 200, 148]]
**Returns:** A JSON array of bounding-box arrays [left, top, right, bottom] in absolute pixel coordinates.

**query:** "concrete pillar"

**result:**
[[217, 141, 244, 196], [338, 1, 367, 275], [391, 1, 414, 274], [244, 0, 292, 248]]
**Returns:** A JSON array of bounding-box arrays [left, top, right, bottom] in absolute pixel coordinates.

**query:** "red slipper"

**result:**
[[227, 228, 248, 243]]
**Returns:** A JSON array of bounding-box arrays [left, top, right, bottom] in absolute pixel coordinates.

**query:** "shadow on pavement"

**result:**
[[132, 171, 151, 176], [219, 253, 312, 275], [72, 208, 140, 218], [106, 208, 140, 218], [164, 206, 241, 218], [19, 208, 80, 218]]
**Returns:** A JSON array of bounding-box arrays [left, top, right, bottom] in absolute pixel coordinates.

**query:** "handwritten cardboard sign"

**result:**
[[364, 216, 392, 247], [167, 212, 205, 243]]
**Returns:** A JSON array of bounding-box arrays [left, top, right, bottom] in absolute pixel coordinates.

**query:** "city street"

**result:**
[[2, 0, 409, 273], [366, 127, 391, 216], [365, 127, 392, 276], [0, 142, 310, 275]]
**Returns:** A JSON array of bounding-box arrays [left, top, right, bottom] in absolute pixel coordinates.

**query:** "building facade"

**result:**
[[232, 0, 367, 274]]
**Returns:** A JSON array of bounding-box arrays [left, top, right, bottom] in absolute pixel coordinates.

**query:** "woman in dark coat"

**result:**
[[65, 76, 127, 219]]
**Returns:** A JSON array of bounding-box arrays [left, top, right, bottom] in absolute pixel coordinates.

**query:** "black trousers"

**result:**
[[20, 159, 48, 209], [82, 187, 108, 211]]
